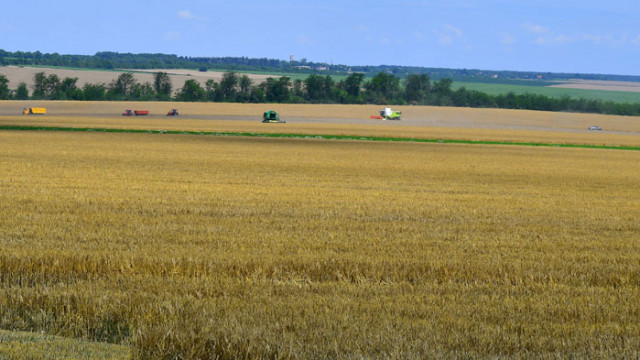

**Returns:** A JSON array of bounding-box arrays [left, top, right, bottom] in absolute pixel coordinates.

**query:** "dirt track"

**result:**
[[2, 100, 640, 133]]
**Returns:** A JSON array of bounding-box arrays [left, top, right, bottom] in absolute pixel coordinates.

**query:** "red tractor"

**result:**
[[166, 109, 179, 116]]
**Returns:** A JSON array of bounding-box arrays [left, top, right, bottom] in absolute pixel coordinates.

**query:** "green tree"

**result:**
[[219, 71, 238, 102], [33, 72, 47, 98], [364, 72, 401, 103], [249, 86, 266, 103], [300, 75, 334, 102], [153, 72, 172, 100], [304, 74, 325, 101], [404, 74, 430, 104], [291, 79, 304, 102], [0, 74, 9, 99], [343, 73, 364, 99], [82, 83, 106, 100], [205, 79, 222, 102], [432, 78, 453, 96], [108, 72, 137, 99], [131, 82, 156, 100], [322, 76, 335, 101], [262, 77, 291, 103], [14, 82, 29, 100], [432, 78, 453, 105], [331, 86, 350, 104], [60, 77, 82, 100], [176, 79, 205, 101], [46, 74, 61, 99], [238, 75, 252, 102], [205, 79, 215, 101]]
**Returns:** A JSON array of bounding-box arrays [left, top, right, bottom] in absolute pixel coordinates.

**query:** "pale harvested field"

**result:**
[[1, 100, 640, 147], [130, 68, 272, 83], [550, 79, 640, 92], [0, 65, 269, 92]]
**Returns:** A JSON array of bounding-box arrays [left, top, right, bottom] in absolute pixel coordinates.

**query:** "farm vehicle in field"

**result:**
[[380, 107, 401, 120], [23, 107, 47, 115], [166, 109, 179, 116], [262, 110, 285, 123], [370, 107, 401, 120], [122, 110, 149, 116]]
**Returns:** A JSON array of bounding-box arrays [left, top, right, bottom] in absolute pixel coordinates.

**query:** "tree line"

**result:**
[[1, 71, 639, 116], [0, 50, 323, 74], [3, 49, 640, 83]]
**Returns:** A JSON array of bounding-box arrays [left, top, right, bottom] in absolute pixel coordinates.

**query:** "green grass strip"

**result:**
[[1, 125, 639, 151]]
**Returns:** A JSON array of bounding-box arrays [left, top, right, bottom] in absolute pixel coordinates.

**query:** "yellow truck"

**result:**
[[23, 107, 47, 115]]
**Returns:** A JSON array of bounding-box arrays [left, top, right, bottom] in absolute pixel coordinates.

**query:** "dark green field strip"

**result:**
[[1, 125, 639, 151]]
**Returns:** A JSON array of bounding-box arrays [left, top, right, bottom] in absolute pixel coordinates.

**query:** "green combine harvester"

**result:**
[[380, 107, 402, 120], [262, 110, 285, 123]]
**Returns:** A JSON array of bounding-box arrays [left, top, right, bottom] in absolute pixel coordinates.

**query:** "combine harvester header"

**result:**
[[23, 107, 47, 115]]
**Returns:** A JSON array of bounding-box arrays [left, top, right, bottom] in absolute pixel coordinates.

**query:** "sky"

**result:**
[[1, 0, 639, 76]]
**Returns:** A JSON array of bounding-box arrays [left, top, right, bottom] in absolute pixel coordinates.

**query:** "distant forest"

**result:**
[[2, 49, 640, 82], [1, 50, 640, 116]]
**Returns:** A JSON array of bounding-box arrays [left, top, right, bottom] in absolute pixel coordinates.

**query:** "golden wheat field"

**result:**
[[1, 101, 639, 359]]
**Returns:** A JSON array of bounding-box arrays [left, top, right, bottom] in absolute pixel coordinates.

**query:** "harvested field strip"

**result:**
[[2, 124, 639, 151]]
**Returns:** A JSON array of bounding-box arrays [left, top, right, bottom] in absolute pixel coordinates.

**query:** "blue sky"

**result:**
[[2, 0, 639, 75]]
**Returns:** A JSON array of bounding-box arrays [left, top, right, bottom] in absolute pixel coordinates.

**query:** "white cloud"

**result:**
[[435, 25, 463, 45], [413, 31, 428, 42], [631, 35, 640, 46], [533, 37, 549, 46], [529, 28, 630, 48], [296, 35, 315, 45], [178, 10, 193, 19], [0, 22, 14, 33], [438, 35, 454, 45], [524, 24, 574, 46], [522, 24, 623, 48], [163, 30, 181, 42], [501, 33, 517, 45], [554, 35, 573, 44], [354, 25, 368, 33], [444, 24, 462, 37], [581, 34, 626, 48], [533, 35, 574, 46], [177, 10, 207, 21], [523, 23, 549, 35], [581, 34, 603, 44]]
